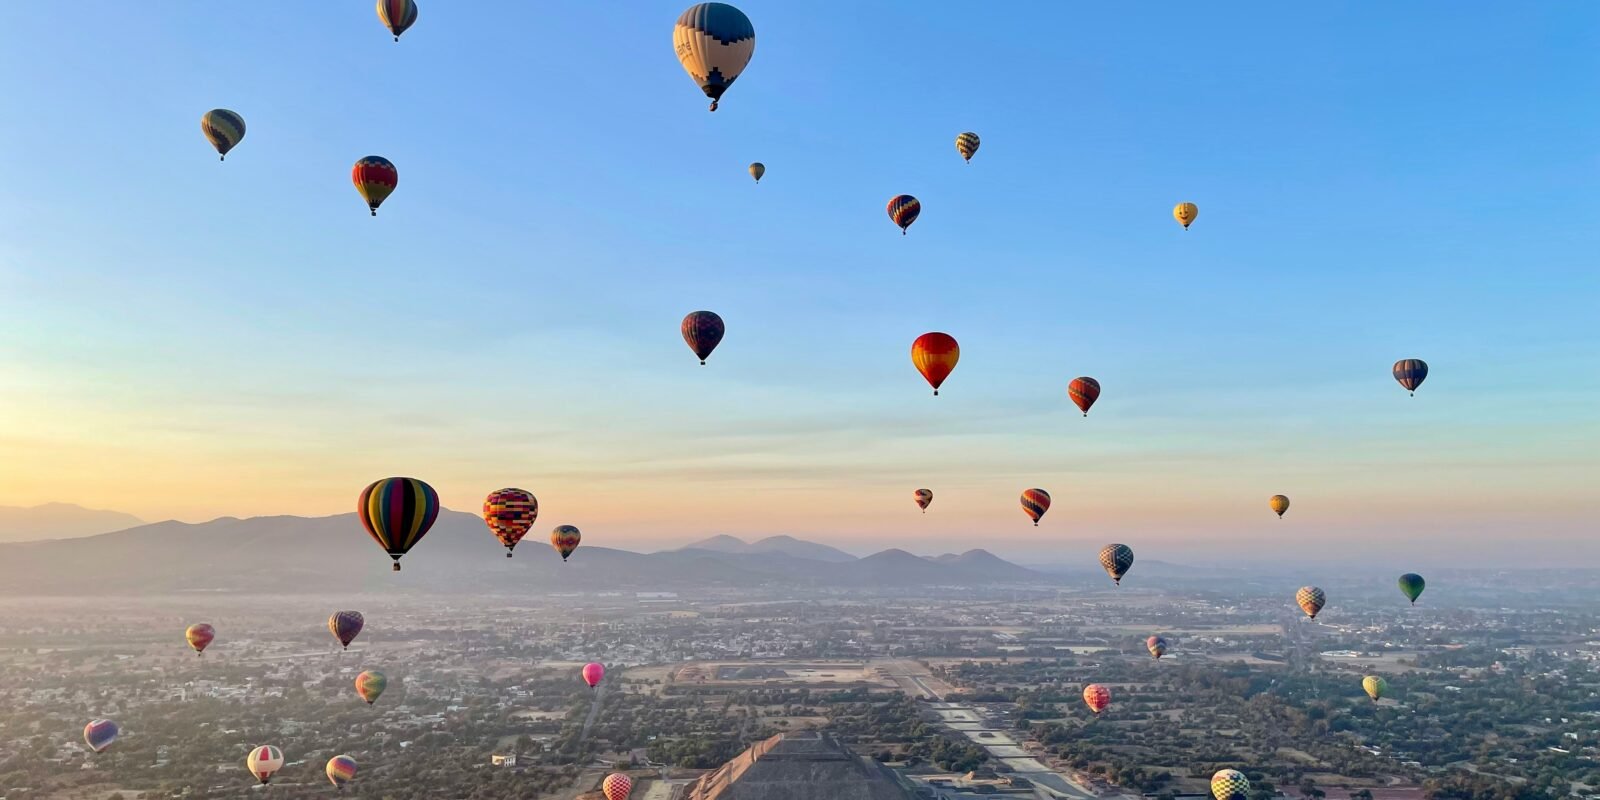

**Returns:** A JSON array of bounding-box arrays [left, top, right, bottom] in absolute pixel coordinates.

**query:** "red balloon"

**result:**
[[1083, 683, 1112, 714], [1068, 377, 1100, 417], [582, 662, 605, 689]]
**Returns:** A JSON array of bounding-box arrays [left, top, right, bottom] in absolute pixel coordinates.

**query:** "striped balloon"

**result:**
[[1393, 358, 1428, 395], [914, 488, 933, 513], [603, 772, 634, 800], [749, 162, 764, 183], [248, 745, 284, 785], [329, 611, 365, 649], [911, 332, 959, 395], [1099, 543, 1134, 585], [955, 132, 980, 162], [1296, 585, 1326, 619], [484, 488, 538, 556], [1082, 683, 1111, 714], [1173, 202, 1198, 229], [887, 194, 921, 234], [674, 3, 755, 111], [376, 0, 418, 41], [1020, 488, 1050, 526], [551, 524, 582, 561], [355, 670, 388, 704], [327, 754, 358, 789], [1068, 377, 1100, 417], [682, 311, 725, 365], [84, 719, 119, 753], [358, 477, 439, 570], [1211, 769, 1250, 800], [185, 622, 215, 655], [352, 156, 399, 216], [200, 109, 245, 161]]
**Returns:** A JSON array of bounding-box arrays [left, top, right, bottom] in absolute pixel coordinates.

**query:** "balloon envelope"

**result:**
[[955, 132, 980, 162], [603, 772, 635, 800], [1398, 573, 1426, 604], [673, 3, 755, 111], [1082, 683, 1111, 714], [888, 194, 921, 233], [1173, 202, 1198, 229], [583, 662, 606, 688], [1146, 635, 1169, 659], [1296, 586, 1325, 619], [1270, 494, 1290, 518], [329, 611, 365, 649], [1099, 544, 1134, 585], [914, 488, 933, 512], [1068, 377, 1100, 416], [356, 670, 388, 704], [352, 156, 399, 215], [1363, 675, 1388, 701], [1212, 769, 1250, 800], [200, 109, 245, 160], [911, 332, 958, 394], [327, 754, 358, 788], [358, 477, 440, 570], [551, 525, 582, 560], [247, 745, 284, 784], [748, 162, 764, 182], [484, 488, 538, 555], [1393, 358, 1428, 394], [84, 719, 119, 753], [376, 0, 418, 41], [1020, 488, 1050, 526], [185, 623, 215, 654], [682, 311, 725, 364]]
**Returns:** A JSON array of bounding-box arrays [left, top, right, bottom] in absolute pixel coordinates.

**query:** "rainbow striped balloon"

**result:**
[[327, 754, 358, 788], [358, 477, 439, 570]]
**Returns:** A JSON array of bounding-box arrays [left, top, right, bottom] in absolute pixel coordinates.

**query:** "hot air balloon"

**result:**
[[1082, 683, 1111, 715], [1099, 544, 1134, 585], [1398, 573, 1426, 605], [352, 156, 398, 216], [185, 623, 215, 656], [682, 311, 725, 365], [1173, 202, 1198, 229], [749, 162, 764, 183], [956, 132, 980, 163], [911, 332, 958, 395], [329, 611, 365, 650], [200, 109, 245, 161], [1296, 586, 1325, 620], [1212, 769, 1250, 800], [247, 745, 284, 785], [1020, 489, 1050, 526], [673, 3, 755, 112], [1270, 494, 1290, 518], [357, 477, 440, 570], [551, 525, 582, 561], [1393, 359, 1428, 395], [1068, 377, 1100, 417], [1362, 675, 1388, 701], [356, 670, 388, 705], [583, 662, 605, 689], [327, 755, 358, 791], [484, 488, 538, 557], [1147, 636, 1169, 659], [604, 773, 634, 800], [377, 0, 418, 41], [914, 488, 933, 513], [84, 720, 119, 753], [888, 194, 921, 234]]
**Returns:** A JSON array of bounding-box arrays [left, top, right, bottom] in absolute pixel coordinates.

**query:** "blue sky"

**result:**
[[0, 3, 1595, 565]]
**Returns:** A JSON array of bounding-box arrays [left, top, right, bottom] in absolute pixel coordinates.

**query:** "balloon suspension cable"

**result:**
[[700, 359, 706, 365], [394, 35, 400, 42], [932, 389, 938, 396], [392, 562, 400, 571], [220, 155, 225, 162], [506, 551, 513, 558], [1032, 521, 1038, 527], [709, 100, 718, 112], [371, 208, 378, 217]]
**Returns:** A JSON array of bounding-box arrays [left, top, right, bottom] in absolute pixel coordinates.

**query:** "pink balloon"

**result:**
[[582, 662, 605, 688]]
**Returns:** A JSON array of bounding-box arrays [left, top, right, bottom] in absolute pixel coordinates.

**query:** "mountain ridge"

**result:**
[[0, 502, 146, 543]]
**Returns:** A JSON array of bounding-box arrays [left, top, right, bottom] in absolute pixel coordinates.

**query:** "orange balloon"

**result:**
[[911, 332, 959, 395], [1083, 683, 1111, 714]]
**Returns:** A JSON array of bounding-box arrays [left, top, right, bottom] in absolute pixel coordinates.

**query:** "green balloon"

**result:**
[[1398, 573, 1425, 605]]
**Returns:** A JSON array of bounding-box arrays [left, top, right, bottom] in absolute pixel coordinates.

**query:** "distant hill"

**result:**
[[0, 503, 145, 543], [0, 512, 1047, 595], [679, 534, 857, 563]]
